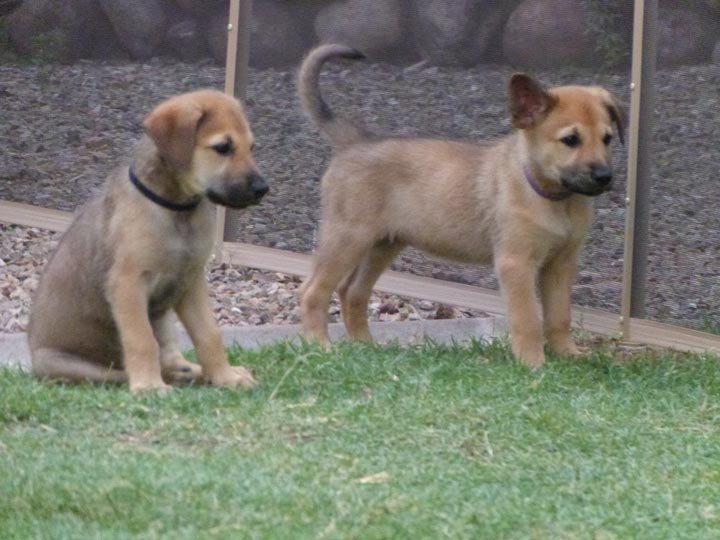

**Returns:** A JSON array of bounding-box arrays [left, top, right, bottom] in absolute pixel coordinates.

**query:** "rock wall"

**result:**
[[3, 0, 720, 68]]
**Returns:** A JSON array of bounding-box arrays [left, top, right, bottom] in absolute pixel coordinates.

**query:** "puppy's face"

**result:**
[[509, 75, 626, 197], [143, 90, 268, 208]]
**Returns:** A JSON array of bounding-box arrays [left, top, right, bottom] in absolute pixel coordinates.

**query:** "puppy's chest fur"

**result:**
[[525, 200, 591, 241], [140, 207, 215, 317]]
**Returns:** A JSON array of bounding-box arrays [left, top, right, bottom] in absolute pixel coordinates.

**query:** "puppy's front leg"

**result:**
[[175, 277, 256, 388], [496, 254, 544, 367], [152, 312, 203, 384], [108, 266, 170, 393], [539, 246, 583, 357]]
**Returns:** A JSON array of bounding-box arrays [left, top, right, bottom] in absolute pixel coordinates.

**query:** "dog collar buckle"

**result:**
[[128, 167, 202, 212], [522, 164, 572, 202]]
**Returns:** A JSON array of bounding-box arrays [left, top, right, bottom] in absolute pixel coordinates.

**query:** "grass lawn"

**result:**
[[2, 338, 720, 539]]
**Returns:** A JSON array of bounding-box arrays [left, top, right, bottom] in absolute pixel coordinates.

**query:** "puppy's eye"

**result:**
[[212, 141, 233, 155], [603, 133, 613, 145], [561, 134, 581, 148], [250, 142, 256, 152]]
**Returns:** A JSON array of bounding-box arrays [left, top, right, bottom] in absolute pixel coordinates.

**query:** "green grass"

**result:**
[[2, 339, 720, 539]]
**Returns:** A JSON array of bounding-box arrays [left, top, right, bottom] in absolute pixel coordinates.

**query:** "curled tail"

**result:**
[[298, 44, 370, 148]]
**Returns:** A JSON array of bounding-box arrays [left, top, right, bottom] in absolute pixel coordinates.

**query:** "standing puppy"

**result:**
[[298, 44, 625, 367], [29, 90, 269, 392]]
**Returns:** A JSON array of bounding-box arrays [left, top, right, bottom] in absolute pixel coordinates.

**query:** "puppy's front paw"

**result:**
[[557, 344, 587, 357], [520, 355, 545, 370], [206, 366, 257, 389], [548, 339, 586, 357], [302, 332, 332, 352], [512, 344, 545, 369]]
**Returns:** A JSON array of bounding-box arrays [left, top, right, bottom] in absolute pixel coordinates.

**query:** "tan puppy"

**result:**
[[28, 90, 268, 392], [298, 44, 625, 367]]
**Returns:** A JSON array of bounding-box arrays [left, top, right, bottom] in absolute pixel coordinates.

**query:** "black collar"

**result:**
[[128, 167, 203, 212]]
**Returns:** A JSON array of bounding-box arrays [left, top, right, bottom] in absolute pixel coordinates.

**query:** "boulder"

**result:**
[[207, 0, 316, 69], [98, 0, 171, 60], [503, 0, 597, 68], [175, 0, 227, 17], [7, 0, 124, 62], [205, 8, 228, 65], [163, 19, 208, 63], [0, 0, 22, 17], [250, 1, 315, 68], [412, 0, 519, 67], [657, 8, 716, 67], [315, 0, 413, 63]]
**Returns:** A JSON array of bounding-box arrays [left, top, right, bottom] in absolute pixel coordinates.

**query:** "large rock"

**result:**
[[412, 0, 519, 67], [163, 19, 208, 63], [205, 8, 231, 65], [0, 0, 22, 17], [658, 8, 717, 67], [503, 0, 597, 68], [175, 0, 227, 17], [7, 0, 124, 62], [315, 0, 413, 63], [207, 0, 316, 69], [250, 1, 316, 68], [98, 0, 171, 60]]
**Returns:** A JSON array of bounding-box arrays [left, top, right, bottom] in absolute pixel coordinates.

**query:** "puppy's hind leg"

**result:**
[[301, 228, 377, 345], [338, 241, 405, 342], [31, 348, 127, 384]]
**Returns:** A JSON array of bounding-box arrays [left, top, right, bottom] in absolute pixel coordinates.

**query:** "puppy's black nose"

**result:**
[[248, 173, 269, 198], [591, 165, 613, 186]]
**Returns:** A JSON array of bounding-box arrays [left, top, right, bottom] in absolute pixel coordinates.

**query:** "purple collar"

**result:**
[[522, 164, 572, 201]]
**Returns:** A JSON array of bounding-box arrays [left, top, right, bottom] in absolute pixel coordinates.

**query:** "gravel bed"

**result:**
[[0, 223, 487, 334], [0, 58, 718, 332]]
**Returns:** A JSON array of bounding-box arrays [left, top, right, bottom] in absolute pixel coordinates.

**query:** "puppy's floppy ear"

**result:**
[[143, 97, 206, 170], [508, 73, 558, 129], [603, 92, 628, 146]]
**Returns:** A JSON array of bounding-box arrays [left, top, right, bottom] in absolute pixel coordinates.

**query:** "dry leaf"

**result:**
[[354, 471, 390, 484]]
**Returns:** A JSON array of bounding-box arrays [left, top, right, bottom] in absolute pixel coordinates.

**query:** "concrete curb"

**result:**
[[1, 316, 507, 372]]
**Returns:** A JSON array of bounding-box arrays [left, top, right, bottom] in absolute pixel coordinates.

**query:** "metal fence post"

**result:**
[[214, 0, 253, 261], [620, 0, 657, 338]]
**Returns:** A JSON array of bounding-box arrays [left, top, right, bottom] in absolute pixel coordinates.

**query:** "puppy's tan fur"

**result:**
[[298, 44, 625, 367], [28, 90, 268, 392]]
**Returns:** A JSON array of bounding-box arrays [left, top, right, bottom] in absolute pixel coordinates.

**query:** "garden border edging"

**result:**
[[0, 316, 508, 371]]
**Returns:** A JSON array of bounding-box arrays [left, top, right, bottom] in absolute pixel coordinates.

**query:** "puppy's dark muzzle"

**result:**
[[561, 164, 614, 197], [591, 165, 613, 189], [249, 173, 269, 199], [207, 173, 269, 209]]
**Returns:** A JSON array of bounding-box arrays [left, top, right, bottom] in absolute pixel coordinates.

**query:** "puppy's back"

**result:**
[[28, 186, 121, 365]]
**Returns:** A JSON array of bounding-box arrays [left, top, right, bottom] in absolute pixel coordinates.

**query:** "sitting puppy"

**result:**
[[28, 90, 268, 392], [297, 44, 625, 368]]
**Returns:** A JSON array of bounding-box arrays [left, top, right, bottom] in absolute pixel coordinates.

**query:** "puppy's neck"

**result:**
[[513, 134, 571, 201], [131, 136, 201, 207]]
